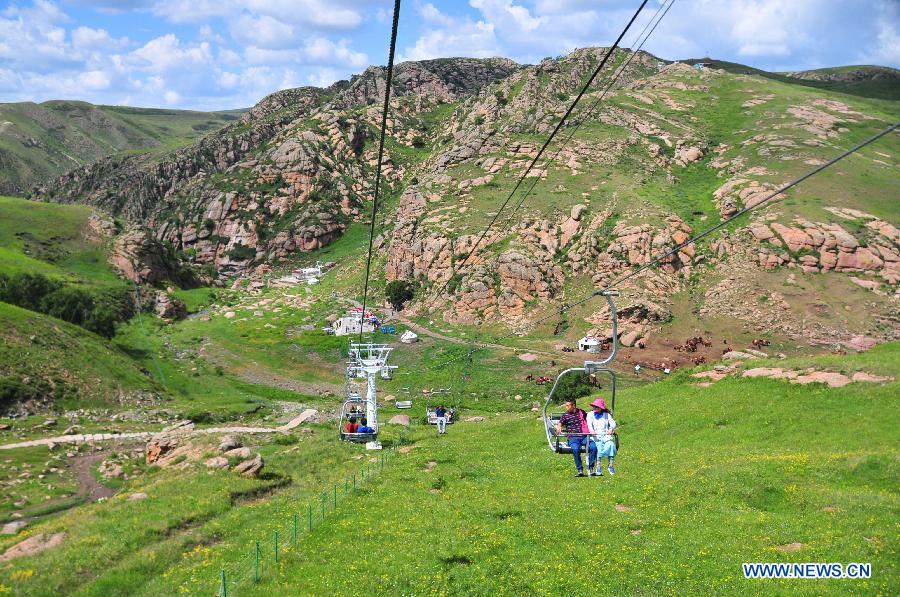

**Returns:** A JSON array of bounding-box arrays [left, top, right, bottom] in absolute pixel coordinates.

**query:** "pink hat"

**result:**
[[590, 398, 607, 410]]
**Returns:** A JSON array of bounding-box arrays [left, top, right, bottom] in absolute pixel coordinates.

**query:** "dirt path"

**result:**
[[0, 410, 318, 451], [73, 452, 115, 502]]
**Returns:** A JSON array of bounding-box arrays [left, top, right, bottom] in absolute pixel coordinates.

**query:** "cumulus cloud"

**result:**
[[0, 0, 896, 111]]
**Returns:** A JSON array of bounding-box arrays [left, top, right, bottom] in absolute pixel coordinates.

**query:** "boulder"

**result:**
[[218, 435, 243, 452], [99, 461, 124, 479], [0, 532, 66, 562], [205, 457, 229, 469], [127, 492, 148, 501], [388, 415, 410, 427], [1, 521, 27, 535], [233, 454, 264, 477], [223, 447, 252, 460]]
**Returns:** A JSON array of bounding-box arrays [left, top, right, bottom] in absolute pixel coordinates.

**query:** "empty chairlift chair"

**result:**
[[542, 290, 621, 454]]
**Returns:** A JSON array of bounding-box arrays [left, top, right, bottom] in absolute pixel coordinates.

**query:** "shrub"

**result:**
[[385, 280, 417, 310], [226, 243, 256, 262]]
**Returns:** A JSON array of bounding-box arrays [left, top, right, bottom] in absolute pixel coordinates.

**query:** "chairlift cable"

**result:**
[[421, 0, 651, 314], [509, 0, 676, 218], [358, 0, 402, 341]]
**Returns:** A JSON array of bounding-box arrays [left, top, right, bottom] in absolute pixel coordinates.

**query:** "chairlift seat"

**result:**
[[396, 400, 413, 409]]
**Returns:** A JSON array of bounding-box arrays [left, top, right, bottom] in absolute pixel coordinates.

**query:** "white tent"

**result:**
[[400, 330, 418, 344]]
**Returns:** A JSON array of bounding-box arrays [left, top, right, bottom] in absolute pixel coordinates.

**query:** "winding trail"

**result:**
[[0, 410, 317, 451]]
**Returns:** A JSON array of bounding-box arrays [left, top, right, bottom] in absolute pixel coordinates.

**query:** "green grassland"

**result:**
[[0, 302, 156, 410], [0, 196, 122, 286], [0, 101, 240, 195], [0, 343, 895, 594]]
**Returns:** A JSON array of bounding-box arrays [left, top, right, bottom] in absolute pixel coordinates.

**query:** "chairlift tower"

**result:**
[[348, 342, 397, 450]]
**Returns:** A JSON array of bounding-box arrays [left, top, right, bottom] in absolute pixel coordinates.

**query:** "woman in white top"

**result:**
[[586, 397, 617, 476]]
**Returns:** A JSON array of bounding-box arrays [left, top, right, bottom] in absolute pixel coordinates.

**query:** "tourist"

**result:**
[[357, 418, 374, 434], [346, 419, 359, 433], [586, 397, 617, 476], [556, 398, 593, 477], [436, 404, 447, 434]]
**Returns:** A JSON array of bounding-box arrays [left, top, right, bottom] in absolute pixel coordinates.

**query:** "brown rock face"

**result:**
[[109, 229, 189, 285]]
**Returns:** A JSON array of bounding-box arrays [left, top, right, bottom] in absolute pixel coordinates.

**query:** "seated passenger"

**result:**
[[346, 420, 359, 433], [357, 418, 374, 434], [586, 397, 617, 476]]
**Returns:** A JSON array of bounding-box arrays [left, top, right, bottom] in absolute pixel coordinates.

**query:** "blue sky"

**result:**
[[1, 0, 898, 111]]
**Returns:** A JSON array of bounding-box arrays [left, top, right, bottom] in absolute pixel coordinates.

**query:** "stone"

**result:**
[[722, 351, 756, 360], [0, 532, 65, 562], [127, 492, 148, 501], [464, 416, 486, 422], [620, 330, 642, 347], [223, 447, 252, 460], [776, 543, 804, 553], [205, 457, 229, 469], [795, 371, 851, 388], [614, 504, 632, 513], [218, 435, 243, 452], [847, 336, 877, 351], [233, 454, 264, 477], [850, 372, 893, 383], [100, 461, 124, 479], [388, 415, 410, 426], [1, 521, 27, 535]]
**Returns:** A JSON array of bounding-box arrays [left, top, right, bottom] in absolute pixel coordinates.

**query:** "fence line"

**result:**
[[216, 447, 395, 596]]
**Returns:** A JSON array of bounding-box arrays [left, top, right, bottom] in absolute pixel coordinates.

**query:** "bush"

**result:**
[[0, 272, 129, 338], [226, 243, 256, 262], [551, 372, 594, 405], [385, 280, 417, 310]]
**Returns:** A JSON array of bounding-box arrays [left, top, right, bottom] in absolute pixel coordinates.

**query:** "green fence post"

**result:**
[[321, 492, 326, 518], [220, 569, 227, 597], [353, 473, 356, 490], [307, 503, 312, 532], [333, 483, 337, 509], [345, 479, 350, 494], [293, 512, 298, 544], [255, 541, 260, 582], [274, 530, 279, 564], [381, 453, 385, 470]]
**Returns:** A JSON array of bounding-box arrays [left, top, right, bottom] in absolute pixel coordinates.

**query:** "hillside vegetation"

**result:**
[[0, 343, 895, 594], [0, 101, 240, 194]]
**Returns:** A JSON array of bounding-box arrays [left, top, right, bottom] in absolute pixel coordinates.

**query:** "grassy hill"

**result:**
[[0, 101, 242, 194], [0, 302, 158, 412], [0, 195, 122, 285], [0, 343, 895, 594]]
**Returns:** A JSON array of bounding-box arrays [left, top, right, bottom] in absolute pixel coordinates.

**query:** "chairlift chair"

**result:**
[[542, 290, 621, 454], [339, 396, 377, 443], [425, 387, 456, 425]]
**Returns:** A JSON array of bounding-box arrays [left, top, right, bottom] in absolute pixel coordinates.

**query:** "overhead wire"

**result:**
[[358, 0, 402, 341], [509, 0, 677, 218], [425, 121, 899, 371], [421, 0, 651, 313]]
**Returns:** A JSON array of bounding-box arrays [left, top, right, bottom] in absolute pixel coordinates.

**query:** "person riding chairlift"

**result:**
[[346, 419, 359, 433], [357, 418, 374, 434], [586, 397, 617, 476], [556, 398, 593, 477]]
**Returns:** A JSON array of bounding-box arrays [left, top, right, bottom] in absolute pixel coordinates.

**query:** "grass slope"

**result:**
[[0, 101, 242, 194], [0, 195, 122, 286], [0, 302, 156, 410], [1, 344, 895, 594]]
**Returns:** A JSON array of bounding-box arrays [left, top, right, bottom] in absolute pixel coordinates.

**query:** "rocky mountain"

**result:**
[[0, 100, 241, 195], [34, 50, 900, 349]]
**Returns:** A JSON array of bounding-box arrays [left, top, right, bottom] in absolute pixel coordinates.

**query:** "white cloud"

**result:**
[[400, 3, 502, 61], [77, 69, 111, 89]]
